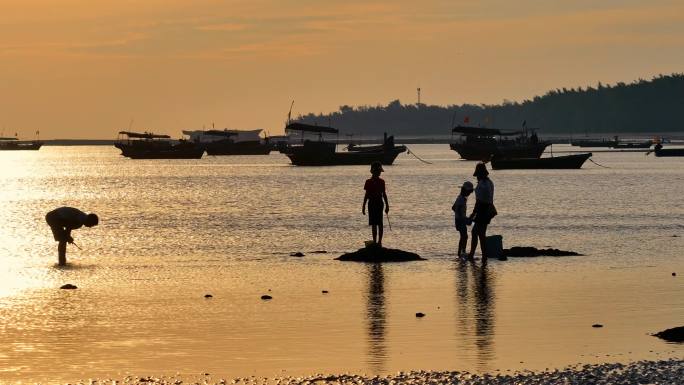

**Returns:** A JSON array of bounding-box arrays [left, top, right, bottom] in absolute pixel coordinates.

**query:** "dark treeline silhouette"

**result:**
[[296, 74, 684, 136]]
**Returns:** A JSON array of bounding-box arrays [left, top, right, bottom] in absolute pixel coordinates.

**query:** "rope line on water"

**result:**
[[588, 158, 610, 168], [405, 146, 433, 164]]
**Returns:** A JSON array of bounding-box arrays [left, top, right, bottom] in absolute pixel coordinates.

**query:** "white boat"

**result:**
[[182, 129, 264, 143]]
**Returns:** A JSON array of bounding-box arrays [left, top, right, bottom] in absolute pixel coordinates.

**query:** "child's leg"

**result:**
[[377, 223, 384, 246], [458, 231, 467, 255], [371, 225, 378, 243]]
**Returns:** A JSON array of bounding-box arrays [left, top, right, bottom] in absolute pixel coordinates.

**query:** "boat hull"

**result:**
[[203, 140, 272, 155], [571, 140, 617, 148], [491, 153, 592, 170], [115, 143, 204, 159], [286, 146, 406, 166], [612, 142, 652, 149], [450, 142, 549, 161], [654, 148, 684, 157], [0, 142, 43, 151]]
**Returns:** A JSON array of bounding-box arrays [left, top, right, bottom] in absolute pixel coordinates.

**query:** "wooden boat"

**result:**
[[183, 129, 273, 155], [449, 125, 549, 161], [0, 137, 43, 151], [282, 123, 406, 166], [653, 144, 684, 157], [115, 131, 204, 159], [571, 138, 617, 147], [491, 152, 592, 169], [611, 140, 652, 149]]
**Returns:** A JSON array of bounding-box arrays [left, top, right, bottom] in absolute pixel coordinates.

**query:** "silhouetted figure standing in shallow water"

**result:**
[[362, 161, 389, 247], [453, 181, 474, 258], [45, 207, 98, 266], [467, 163, 495, 262]]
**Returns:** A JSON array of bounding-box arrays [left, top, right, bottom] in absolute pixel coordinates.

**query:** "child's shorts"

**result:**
[[368, 200, 384, 226]]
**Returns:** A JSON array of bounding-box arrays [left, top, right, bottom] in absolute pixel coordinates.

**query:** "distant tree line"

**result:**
[[296, 73, 684, 136]]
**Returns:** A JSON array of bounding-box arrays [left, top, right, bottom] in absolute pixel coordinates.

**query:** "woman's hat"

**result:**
[[461, 181, 474, 191], [370, 161, 384, 172], [473, 162, 489, 177]]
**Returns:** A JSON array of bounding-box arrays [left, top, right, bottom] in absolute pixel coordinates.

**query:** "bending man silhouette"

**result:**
[[45, 207, 98, 265]]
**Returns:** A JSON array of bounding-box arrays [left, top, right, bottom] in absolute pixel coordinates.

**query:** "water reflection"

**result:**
[[455, 260, 496, 370], [365, 263, 387, 373]]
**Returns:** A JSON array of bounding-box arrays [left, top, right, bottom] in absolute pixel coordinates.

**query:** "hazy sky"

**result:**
[[1, 0, 683, 138]]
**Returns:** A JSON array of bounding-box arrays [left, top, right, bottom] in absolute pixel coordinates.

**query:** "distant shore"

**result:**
[[70, 359, 682, 385]]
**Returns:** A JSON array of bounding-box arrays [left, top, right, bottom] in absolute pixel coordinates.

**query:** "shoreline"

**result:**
[[67, 359, 683, 384]]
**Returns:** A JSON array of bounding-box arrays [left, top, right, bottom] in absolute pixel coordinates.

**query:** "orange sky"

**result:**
[[1, 0, 683, 139]]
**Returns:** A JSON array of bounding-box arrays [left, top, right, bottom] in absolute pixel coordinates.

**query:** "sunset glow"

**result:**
[[1, 0, 683, 138]]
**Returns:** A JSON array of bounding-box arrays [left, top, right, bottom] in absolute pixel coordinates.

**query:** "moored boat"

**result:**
[[653, 144, 684, 157], [450, 125, 549, 161], [183, 129, 273, 155], [0, 137, 43, 151], [571, 138, 617, 147], [491, 153, 593, 170], [115, 131, 204, 159], [282, 123, 406, 166], [611, 140, 652, 149]]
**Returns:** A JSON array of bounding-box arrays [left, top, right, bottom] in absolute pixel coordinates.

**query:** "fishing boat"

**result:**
[[491, 153, 593, 170], [0, 136, 43, 151], [449, 126, 549, 161], [115, 131, 204, 159], [182, 129, 273, 155], [652, 144, 684, 157], [570, 138, 617, 147], [282, 123, 406, 166], [611, 140, 653, 149]]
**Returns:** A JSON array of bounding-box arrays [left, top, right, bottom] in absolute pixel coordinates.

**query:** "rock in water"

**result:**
[[290, 252, 305, 257], [261, 295, 273, 300], [60, 284, 77, 290], [592, 324, 604, 328], [503, 247, 582, 257], [415, 312, 426, 318], [204, 294, 213, 298], [335, 246, 425, 262], [322, 290, 329, 294], [653, 326, 684, 342]]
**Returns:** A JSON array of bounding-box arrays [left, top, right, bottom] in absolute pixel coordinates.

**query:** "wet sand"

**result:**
[[72, 359, 684, 385]]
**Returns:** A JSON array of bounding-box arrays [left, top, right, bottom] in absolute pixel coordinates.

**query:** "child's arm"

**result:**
[[362, 193, 368, 215], [383, 191, 389, 213]]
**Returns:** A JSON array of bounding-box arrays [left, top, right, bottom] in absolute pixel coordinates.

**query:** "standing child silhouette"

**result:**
[[362, 162, 389, 247]]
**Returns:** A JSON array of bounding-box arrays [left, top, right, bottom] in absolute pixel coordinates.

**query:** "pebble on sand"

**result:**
[[91, 360, 684, 385], [322, 290, 329, 294], [592, 324, 604, 328], [261, 295, 273, 300], [60, 284, 78, 290], [415, 312, 426, 318], [204, 294, 213, 298], [673, 272, 677, 276], [290, 252, 305, 257]]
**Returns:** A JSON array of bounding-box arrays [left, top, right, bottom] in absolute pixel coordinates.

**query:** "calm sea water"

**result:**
[[0, 145, 682, 383]]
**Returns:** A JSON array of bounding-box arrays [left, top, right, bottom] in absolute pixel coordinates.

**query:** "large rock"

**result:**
[[503, 247, 582, 257], [653, 326, 684, 343], [335, 246, 425, 262]]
